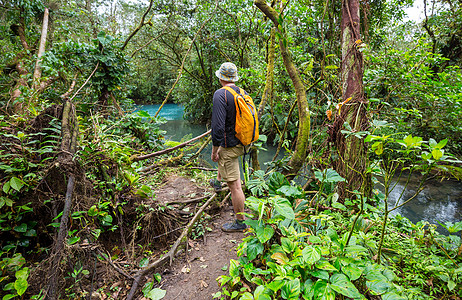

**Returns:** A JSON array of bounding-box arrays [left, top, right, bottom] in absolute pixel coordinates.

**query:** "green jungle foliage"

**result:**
[[0, 0, 461, 298]]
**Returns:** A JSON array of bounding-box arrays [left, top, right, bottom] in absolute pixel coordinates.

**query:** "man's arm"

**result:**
[[211, 90, 226, 144]]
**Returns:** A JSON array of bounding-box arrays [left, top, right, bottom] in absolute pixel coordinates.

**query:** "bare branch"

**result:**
[[122, 0, 154, 51], [132, 130, 211, 162]]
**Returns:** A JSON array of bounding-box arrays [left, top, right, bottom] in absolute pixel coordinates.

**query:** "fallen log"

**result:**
[[46, 99, 79, 300], [132, 129, 211, 162], [140, 152, 184, 174]]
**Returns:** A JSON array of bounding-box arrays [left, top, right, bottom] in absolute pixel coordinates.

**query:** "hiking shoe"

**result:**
[[222, 220, 247, 232], [209, 178, 222, 192]]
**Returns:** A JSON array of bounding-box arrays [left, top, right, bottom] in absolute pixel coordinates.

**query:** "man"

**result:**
[[211, 62, 247, 232]]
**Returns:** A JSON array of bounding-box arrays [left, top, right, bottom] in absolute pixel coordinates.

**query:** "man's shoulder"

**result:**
[[213, 87, 226, 97]]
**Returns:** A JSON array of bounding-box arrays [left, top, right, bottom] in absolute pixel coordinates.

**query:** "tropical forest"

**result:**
[[0, 0, 461, 299]]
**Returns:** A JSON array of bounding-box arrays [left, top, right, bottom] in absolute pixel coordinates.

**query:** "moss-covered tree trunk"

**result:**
[[332, 0, 371, 200], [255, 0, 310, 177]]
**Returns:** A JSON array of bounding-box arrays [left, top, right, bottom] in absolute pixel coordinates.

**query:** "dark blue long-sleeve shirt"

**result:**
[[211, 86, 244, 148]]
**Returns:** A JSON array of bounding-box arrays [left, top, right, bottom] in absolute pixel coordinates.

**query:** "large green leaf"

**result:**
[[254, 285, 271, 300], [329, 273, 362, 298], [342, 264, 363, 281], [255, 224, 274, 244], [314, 169, 345, 183], [273, 197, 295, 220], [310, 270, 329, 280], [13, 223, 27, 233], [302, 245, 321, 265], [277, 185, 302, 199], [281, 237, 296, 253], [0, 196, 13, 208], [239, 292, 253, 300], [271, 252, 289, 265], [366, 271, 392, 295], [145, 288, 166, 300], [229, 259, 240, 277], [266, 280, 284, 292], [246, 239, 264, 261], [312, 280, 335, 300], [431, 149, 443, 160], [324, 169, 346, 183], [268, 172, 290, 193], [3, 181, 11, 194], [345, 245, 368, 255], [14, 278, 28, 296], [9, 177, 25, 192], [281, 278, 300, 299]]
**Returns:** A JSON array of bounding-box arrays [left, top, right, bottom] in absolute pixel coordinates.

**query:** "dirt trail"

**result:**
[[150, 175, 245, 300]]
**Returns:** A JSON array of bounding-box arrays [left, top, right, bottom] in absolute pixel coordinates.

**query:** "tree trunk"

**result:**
[[332, 0, 371, 200], [254, 0, 310, 177], [33, 7, 49, 89]]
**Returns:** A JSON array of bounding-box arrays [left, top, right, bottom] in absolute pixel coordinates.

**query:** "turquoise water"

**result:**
[[138, 103, 186, 121]]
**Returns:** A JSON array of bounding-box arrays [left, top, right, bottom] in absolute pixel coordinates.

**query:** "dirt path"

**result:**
[[150, 175, 245, 300], [160, 208, 244, 300]]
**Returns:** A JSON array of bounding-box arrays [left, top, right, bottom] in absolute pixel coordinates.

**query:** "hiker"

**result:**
[[210, 62, 250, 232]]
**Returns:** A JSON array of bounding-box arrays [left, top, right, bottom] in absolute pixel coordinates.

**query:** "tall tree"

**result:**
[[330, 0, 371, 200], [255, 0, 311, 177]]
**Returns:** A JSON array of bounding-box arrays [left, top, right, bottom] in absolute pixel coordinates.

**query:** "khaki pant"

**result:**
[[217, 145, 245, 182]]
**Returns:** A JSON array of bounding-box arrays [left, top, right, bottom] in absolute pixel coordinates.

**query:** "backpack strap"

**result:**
[[222, 86, 238, 97], [222, 86, 243, 116]]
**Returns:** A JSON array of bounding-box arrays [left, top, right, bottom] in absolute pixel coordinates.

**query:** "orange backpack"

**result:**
[[222, 86, 259, 146]]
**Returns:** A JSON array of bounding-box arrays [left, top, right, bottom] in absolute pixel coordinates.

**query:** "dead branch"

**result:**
[[70, 62, 100, 101], [133, 130, 211, 162], [141, 153, 184, 174], [60, 76, 77, 100], [33, 7, 49, 89], [126, 193, 218, 300], [122, 0, 154, 51], [96, 249, 134, 280], [220, 191, 232, 207], [110, 93, 124, 117], [189, 135, 211, 161], [130, 17, 171, 58], [187, 167, 217, 172]]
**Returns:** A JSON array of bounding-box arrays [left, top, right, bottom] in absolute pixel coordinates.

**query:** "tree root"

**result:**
[[95, 249, 134, 280], [126, 192, 218, 300]]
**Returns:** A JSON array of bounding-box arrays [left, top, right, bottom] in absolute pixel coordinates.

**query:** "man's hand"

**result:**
[[211, 146, 220, 162], [211, 152, 219, 162]]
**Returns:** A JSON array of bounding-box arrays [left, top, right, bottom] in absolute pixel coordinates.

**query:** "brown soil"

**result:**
[[145, 175, 245, 300], [159, 208, 244, 300]]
